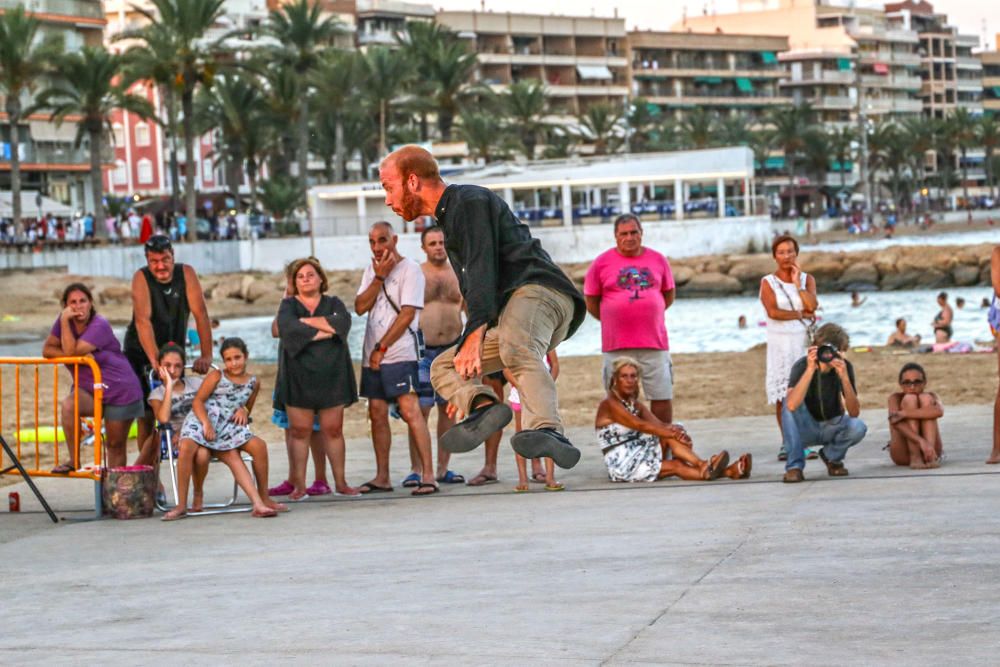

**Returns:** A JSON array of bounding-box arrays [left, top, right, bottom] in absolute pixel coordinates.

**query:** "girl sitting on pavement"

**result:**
[[163, 338, 286, 520], [135, 343, 212, 509], [510, 350, 562, 493], [887, 362, 943, 469], [595, 357, 751, 483]]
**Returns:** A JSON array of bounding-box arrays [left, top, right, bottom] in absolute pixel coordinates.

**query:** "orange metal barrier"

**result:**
[[0, 356, 104, 481]]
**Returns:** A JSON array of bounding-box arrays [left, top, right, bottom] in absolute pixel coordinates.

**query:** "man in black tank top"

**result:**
[[123, 235, 213, 450]]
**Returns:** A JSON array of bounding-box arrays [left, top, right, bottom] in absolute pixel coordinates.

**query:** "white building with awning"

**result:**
[[308, 147, 771, 263]]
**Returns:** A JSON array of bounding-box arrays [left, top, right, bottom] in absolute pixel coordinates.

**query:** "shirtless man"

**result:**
[[886, 318, 920, 348], [406, 226, 503, 486]]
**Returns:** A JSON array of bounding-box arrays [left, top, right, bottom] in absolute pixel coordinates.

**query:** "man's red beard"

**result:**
[[400, 184, 423, 221]]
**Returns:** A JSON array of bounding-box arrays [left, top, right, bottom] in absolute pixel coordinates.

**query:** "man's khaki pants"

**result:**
[[430, 284, 574, 433]]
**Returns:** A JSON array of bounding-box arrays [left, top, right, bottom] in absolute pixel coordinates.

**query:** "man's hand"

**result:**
[[805, 346, 818, 371], [454, 328, 485, 380], [373, 252, 398, 280], [369, 347, 385, 371], [192, 355, 212, 374], [829, 357, 849, 379]]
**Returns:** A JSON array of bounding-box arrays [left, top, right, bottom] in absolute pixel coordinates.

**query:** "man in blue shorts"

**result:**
[[356, 222, 438, 495]]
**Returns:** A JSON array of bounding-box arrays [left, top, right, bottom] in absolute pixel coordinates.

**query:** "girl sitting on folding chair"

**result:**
[[163, 338, 286, 521], [135, 343, 212, 510]]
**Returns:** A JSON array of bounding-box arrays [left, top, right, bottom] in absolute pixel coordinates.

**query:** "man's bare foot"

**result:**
[[251, 506, 278, 518], [162, 507, 187, 521], [530, 471, 546, 484], [335, 484, 361, 496], [910, 460, 931, 469], [191, 492, 204, 513], [263, 498, 289, 512], [987, 453, 1000, 464]]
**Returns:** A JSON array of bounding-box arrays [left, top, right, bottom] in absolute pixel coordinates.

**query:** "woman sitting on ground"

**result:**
[[886, 318, 921, 348], [887, 362, 943, 469], [595, 357, 751, 482]]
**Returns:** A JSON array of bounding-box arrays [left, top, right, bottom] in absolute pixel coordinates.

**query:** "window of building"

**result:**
[[112, 123, 124, 147], [137, 158, 153, 184], [135, 122, 150, 147], [113, 160, 128, 186], [203, 158, 214, 181]]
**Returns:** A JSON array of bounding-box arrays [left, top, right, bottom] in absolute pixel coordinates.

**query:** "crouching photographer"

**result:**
[[782, 323, 867, 483]]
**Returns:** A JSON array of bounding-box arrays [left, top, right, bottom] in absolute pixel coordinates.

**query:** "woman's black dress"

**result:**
[[275, 295, 357, 410]]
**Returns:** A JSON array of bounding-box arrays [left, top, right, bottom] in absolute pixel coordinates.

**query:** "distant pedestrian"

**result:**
[[584, 214, 677, 423]]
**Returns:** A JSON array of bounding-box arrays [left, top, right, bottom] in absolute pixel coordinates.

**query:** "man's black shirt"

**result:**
[[434, 184, 585, 347], [788, 356, 857, 422]]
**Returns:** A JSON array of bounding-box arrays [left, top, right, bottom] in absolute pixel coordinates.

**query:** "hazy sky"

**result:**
[[433, 0, 997, 50]]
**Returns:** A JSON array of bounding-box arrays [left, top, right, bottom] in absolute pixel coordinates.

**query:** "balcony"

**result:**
[[956, 80, 982, 92], [647, 94, 791, 107], [478, 52, 627, 68], [780, 70, 853, 86], [956, 56, 982, 70], [0, 141, 92, 167], [634, 67, 784, 80], [892, 98, 923, 113], [358, 29, 401, 46], [0, 0, 103, 20], [814, 95, 854, 110], [892, 52, 922, 67]]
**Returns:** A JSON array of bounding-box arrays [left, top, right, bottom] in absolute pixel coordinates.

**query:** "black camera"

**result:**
[[816, 344, 840, 363]]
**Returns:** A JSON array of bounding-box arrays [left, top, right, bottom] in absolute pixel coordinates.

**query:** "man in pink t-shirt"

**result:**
[[584, 214, 676, 422]]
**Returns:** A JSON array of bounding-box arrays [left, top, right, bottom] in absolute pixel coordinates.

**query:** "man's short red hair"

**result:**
[[383, 144, 442, 182]]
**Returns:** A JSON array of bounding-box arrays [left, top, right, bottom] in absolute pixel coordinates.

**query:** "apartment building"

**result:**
[[884, 0, 983, 118], [436, 10, 628, 118], [982, 38, 1000, 116], [356, 0, 433, 50], [628, 31, 790, 122], [0, 0, 106, 210], [676, 0, 923, 120]]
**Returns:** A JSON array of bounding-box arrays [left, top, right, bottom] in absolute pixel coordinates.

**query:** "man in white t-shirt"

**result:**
[[355, 221, 438, 495]]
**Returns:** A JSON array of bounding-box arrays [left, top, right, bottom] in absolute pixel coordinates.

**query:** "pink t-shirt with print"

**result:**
[[583, 247, 675, 352]]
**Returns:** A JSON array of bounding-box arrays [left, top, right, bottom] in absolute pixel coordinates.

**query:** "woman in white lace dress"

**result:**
[[759, 235, 818, 460]]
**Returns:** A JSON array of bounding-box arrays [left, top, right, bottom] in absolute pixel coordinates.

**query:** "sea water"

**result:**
[[207, 285, 994, 361]]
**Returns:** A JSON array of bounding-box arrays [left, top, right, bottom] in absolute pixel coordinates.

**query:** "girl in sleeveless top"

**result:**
[[759, 235, 818, 460], [164, 338, 286, 521]]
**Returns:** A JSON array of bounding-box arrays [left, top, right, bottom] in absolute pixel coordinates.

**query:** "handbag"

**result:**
[[381, 281, 426, 359], [774, 275, 817, 343]]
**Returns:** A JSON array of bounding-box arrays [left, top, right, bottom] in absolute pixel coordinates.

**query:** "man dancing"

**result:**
[[378, 145, 586, 468]]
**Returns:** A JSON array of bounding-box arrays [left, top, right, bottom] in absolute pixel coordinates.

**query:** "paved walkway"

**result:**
[[2, 405, 999, 665]]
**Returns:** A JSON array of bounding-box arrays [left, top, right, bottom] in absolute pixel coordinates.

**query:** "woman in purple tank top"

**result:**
[[42, 283, 144, 472]]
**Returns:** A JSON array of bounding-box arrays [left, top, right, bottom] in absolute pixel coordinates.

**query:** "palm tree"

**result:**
[[0, 7, 63, 230], [118, 0, 228, 241], [258, 62, 302, 179], [714, 113, 749, 148], [675, 108, 716, 149], [259, 175, 303, 229], [458, 110, 505, 163], [578, 103, 623, 156], [363, 46, 414, 157], [258, 0, 345, 192], [117, 22, 183, 216], [542, 126, 580, 159], [311, 50, 366, 183], [948, 107, 978, 209], [400, 23, 477, 142], [801, 129, 830, 216], [767, 104, 813, 215], [502, 79, 547, 160], [931, 117, 957, 207], [33, 46, 153, 232], [193, 74, 268, 207], [626, 99, 658, 153], [900, 115, 935, 214], [979, 114, 1000, 200], [826, 125, 855, 193], [878, 123, 913, 216]]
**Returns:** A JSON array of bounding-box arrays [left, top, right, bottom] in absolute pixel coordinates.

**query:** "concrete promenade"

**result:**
[[2, 404, 998, 665]]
